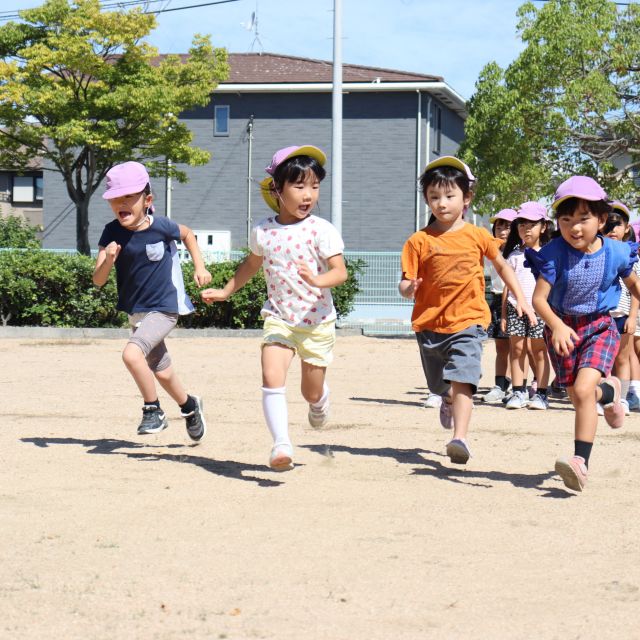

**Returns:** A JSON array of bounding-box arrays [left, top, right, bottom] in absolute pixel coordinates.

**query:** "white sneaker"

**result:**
[[528, 393, 549, 410], [269, 443, 294, 471], [482, 386, 505, 403], [308, 399, 330, 428], [596, 402, 604, 416], [621, 398, 630, 416], [506, 390, 529, 409], [423, 393, 443, 408]]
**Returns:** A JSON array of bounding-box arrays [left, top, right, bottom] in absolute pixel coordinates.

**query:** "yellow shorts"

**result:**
[[262, 315, 336, 367]]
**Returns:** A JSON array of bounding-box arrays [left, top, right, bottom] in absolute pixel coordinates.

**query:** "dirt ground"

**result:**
[[1, 333, 640, 640]]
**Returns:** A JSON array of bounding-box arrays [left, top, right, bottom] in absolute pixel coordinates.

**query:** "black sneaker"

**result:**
[[137, 405, 168, 435], [182, 395, 206, 442]]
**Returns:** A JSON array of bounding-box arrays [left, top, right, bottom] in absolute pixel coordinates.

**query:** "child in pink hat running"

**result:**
[[93, 161, 211, 441], [526, 176, 640, 492], [201, 146, 347, 471]]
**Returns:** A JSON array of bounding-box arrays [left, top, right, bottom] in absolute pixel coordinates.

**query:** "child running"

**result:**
[[527, 177, 640, 492], [399, 156, 536, 465], [502, 202, 552, 410], [201, 145, 347, 471], [482, 208, 517, 403], [93, 162, 211, 440]]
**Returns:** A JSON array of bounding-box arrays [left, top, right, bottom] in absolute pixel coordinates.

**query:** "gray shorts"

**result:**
[[128, 311, 178, 372], [416, 324, 487, 395]]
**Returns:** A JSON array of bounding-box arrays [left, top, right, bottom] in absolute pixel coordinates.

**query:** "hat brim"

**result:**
[[260, 176, 280, 212], [102, 180, 148, 200], [611, 204, 630, 219], [423, 156, 474, 180], [489, 216, 512, 223]]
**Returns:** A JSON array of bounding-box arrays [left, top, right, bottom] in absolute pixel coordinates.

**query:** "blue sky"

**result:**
[[6, 0, 530, 100]]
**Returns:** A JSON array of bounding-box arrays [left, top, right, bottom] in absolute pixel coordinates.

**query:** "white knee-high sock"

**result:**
[[262, 386, 290, 446], [310, 383, 330, 409]]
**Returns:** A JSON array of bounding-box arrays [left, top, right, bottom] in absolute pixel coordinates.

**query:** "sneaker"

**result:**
[[446, 438, 471, 464], [550, 381, 567, 398], [502, 392, 512, 405], [423, 393, 443, 409], [555, 456, 588, 492], [596, 402, 604, 416], [600, 376, 624, 429], [181, 395, 207, 442], [506, 390, 529, 409], [482, 386, 505, 403], [269, 443, 294, 471], [621, 398, 631, 416], [528, 393, 549, 410], [439, 399, 454, 429], [528, 380, 538, 399], [308, 398, 330, 428], [137, 405, 168, 435], [627, 389, 640, 411]]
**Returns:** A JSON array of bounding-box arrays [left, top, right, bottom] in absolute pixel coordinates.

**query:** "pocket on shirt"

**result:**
[[145, 241, 164, 261]]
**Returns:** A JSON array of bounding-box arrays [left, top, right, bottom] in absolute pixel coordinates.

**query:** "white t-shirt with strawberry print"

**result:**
[[250, 214, 345, 327]]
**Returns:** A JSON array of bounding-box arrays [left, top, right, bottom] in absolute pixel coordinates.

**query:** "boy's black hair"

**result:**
[[502, 217, 553, 258], [419, 165, 473, 199], [554, 197, 611, 218], [271, 155, 326, 192]]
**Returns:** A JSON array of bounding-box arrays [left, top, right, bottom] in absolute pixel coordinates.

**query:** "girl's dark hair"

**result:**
[[603, 211, 634, 240], [419, 166, 473, 199], [491, 218, 511, 238], [554, 197, 611, 218], [502, 218, 553, 258], [271, 155, 326, 192]]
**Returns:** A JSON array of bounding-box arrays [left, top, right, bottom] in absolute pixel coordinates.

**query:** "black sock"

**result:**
[[574, 440, 593, 467], [180, 395, 196, 414], [599, 382, 615, 406], [537, 388, 548, 398], [496, 375, 510, 391], [144, 399, 160, 409], [512, 385, 526, 393]]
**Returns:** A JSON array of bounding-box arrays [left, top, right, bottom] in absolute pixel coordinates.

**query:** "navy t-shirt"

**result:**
[[98, 216, 194, 315]]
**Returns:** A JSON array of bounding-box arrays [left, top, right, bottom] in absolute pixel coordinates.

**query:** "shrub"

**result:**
[[0, 216, 41, 248]]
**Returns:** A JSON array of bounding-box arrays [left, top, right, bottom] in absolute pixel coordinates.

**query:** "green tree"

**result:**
[[461, 0, 640, 212], [0, 216, 40, 248], [0, 0, 228, 254]]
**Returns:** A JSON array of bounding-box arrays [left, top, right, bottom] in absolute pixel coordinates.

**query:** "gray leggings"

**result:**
[[127, 311, 178, 372]]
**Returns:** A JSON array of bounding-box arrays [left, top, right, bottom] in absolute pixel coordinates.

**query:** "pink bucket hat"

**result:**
[[423, 155, 476, 182], [489, 208, 517, 224], [516, 201, 548, 221], [260, 145, 327, 212], [552, 176, 607, 210], [102, 161, 150, 200], [611, 201, 630, 219]]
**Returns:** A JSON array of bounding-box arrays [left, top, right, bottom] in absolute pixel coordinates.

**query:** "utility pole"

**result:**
[[165, 158, 172, 219], [331, 0, 343, 234], [246, 115, 254, 245]]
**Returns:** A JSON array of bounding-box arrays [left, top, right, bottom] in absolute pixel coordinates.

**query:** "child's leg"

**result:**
[[495, 338, 510, 380], [613, 333, 632, 403], [122, 343, 158, 403], [508, 336, 527, 387], [261, 343, 295, 444], [451, 381, 474, 441], [530, 338, 550, 389], [567, 368, 601, 453]]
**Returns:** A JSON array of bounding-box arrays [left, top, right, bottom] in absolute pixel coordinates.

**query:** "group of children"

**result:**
[[93, 148, 640, 494]]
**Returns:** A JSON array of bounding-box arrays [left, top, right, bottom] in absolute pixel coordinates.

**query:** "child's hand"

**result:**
[[194, 268, 212, 287], [515, 301, 538, 327], [200, 288, 228, 304], [105, 241, 121, 263], [404, 278, 423, 299], [551, 323, 579, 356], [625, 316, 637, 335], [297, 262, 319, 287]]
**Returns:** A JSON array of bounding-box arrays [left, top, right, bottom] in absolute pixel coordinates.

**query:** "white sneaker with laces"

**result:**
[[482, 386, 505, 403], [528, 393, 549, 410], [423, 393, 443, 408], [506, 390, 529, 409], [308, 399, 330, 428]]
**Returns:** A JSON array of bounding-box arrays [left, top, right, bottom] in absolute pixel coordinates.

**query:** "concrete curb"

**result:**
[[0, 326, 363, 339]]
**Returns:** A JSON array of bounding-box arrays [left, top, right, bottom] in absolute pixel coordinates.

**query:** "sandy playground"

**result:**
[[1, 331, 640, 639]]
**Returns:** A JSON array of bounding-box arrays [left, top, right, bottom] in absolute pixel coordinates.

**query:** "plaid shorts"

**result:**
[[544, 311, 619, 387], [506, 303, 545, 339]]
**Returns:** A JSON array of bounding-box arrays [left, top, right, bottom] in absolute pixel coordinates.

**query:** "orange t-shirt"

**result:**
[[401, 223, 501, 333]]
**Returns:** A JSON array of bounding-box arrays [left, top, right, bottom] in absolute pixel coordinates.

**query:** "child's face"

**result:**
[[493, 219, 511, 241], [276, 171, 320, 223], [604, 215, 628, 241], [425, 182, 470, 228], [556, 200, 606, 253], [516, 219, 544, 248], [108, 191, 153, 229]]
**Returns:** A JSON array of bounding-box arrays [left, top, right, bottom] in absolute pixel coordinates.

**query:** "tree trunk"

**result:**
[[76, 198, 91, 256]]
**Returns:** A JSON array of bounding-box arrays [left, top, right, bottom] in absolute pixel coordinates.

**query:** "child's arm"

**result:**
[[297, 254, 348, 289], [92, 242, 120, 287], [490, 253, 537, 325], [179, 224, 212, 287], [532, 277, 578, 356], [500, 286, 508, 333], [626, 281, 639, 334], [398, 277, 423, 300], [201, 252, 263, 304]]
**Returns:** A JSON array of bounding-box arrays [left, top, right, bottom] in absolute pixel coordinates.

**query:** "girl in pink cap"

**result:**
[[527, 176, 640, 492], [201, 145, 347, 471], [93, 161, 212, 441], [501, 202, 552, 410]]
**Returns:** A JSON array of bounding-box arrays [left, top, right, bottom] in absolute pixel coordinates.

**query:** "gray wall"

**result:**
[[42, 91, 464, 251]]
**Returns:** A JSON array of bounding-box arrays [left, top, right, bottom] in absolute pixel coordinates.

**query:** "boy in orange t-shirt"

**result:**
[[400, 156, 535, 465]]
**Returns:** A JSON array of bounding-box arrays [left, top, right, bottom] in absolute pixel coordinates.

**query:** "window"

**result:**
[[432, 104, 442, 155], [214, 105, 230, 136], [12, 174, 43, 204]]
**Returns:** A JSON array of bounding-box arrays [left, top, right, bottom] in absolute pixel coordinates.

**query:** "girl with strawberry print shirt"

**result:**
[[201, 145, 347, 471]]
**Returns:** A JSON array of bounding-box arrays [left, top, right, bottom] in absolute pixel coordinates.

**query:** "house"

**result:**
[[42, 52, 467, 252], [0, 159, 44, 229]]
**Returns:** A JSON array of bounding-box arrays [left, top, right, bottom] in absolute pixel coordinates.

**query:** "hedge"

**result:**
[[0, 249, 364, 328]]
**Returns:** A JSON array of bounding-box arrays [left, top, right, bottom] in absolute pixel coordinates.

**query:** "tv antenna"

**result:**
[[241, 3, 263, 53]]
